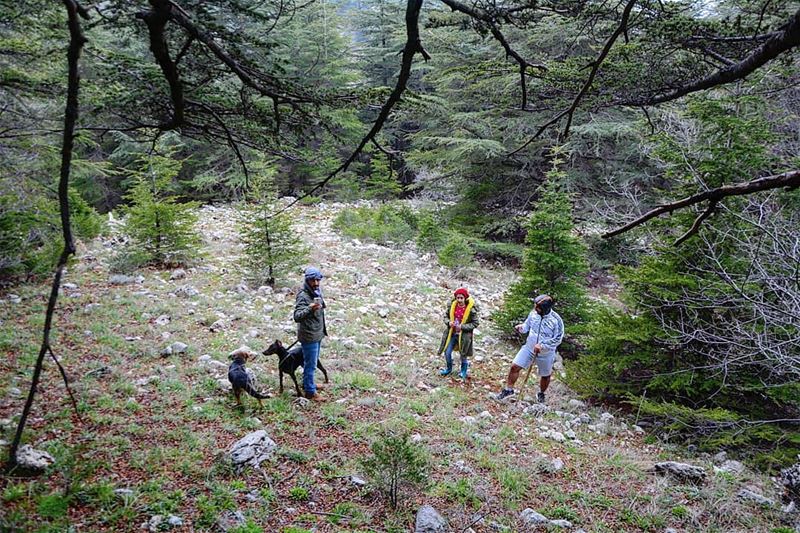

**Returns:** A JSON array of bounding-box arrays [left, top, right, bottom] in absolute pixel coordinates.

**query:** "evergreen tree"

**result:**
[[568, 97, 800, 467], [494, 156, 589, 333], [238, 162, 309, 286], [119, 153, 200, 268]]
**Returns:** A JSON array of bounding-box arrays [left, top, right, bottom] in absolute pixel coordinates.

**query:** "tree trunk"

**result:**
[[7, 0, 87, 471]]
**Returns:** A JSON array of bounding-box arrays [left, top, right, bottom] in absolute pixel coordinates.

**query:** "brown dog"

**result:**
[[228, 346, 271, 407]]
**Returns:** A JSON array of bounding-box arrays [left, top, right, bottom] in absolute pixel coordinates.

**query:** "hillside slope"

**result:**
[[0, 202, 793, 532]]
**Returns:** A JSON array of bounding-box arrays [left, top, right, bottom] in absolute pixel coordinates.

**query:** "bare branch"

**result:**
[[272, 0, 429, 214], [509, 0, 638, 154], [622, 7, 800, 106], [673, 199, 717, 246], [136, 0, 184, 129], [8, 0, 87, 470], [162, 0, 312, 108], [438, 0, 546, 110], [603, 170, 800, 240]]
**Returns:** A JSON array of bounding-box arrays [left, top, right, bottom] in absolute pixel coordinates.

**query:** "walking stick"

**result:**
[[516, 318, 543, 400]]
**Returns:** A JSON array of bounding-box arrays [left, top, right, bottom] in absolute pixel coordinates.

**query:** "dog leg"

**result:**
[[279, 371, 284, 394], [317, 360, 329, 383], [290, 371, 303, 397]]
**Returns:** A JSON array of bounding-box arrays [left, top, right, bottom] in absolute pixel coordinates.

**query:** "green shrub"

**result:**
[[332, 203, 418, 245], [416, 211, 445, 254], [238, 199, 308, 287], [361, 431, 428, 509], [493, 163, 590, 333], [0, 188, 104, 281], [437, 231, 474, 269], [118, 152, 200, 267], [37, 493, 70, 519]]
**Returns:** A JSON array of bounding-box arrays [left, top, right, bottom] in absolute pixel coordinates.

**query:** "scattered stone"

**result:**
[[145, 515, 163, 532], [549, 519, 573, 528], [227, 430, 277, 470], [109, 274, 136, 285], [167, 515, 183, 527], [551, 458, 565, 472], [15, 445, 55, 471], [411, 433, 423, 443], [460, 416, 477, 425], [217, 379, 232, 392], [62, 282, 78, 290], [114, 488, 134, 499], [169, 269, 186, 280], [712, 451, 728, 464], [564, 430, 577, 440], [782, 500, 796, 514], [8, 387, 22, 397], [782, 458, 800, 502], [215, 510, 246, 532], [568, 399, 586, 409], [633, 425, 646, 435], [600, 412, 614, 422], [415, 505, 447, 532], [653, 461, 707, 483], [175, 285, 199, 298], [135, 376, 159, 387], [154, 314, 170, 326], [714, 460, 745, 475], [210, 319, 227, 332], [7, 294, 21, 303], [169, 341, 189, 354], [348, 475, 367, 487], [356, 397, 377, 407], [520, 508, 549, 526], [378, 308, 389, 318], [737, 488, 775, 507], [541, 430, 566, 443]]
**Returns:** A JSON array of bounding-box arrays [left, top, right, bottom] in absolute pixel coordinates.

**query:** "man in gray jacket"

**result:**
[[495, 294, 563, 404], [294, 267, 327, 401]]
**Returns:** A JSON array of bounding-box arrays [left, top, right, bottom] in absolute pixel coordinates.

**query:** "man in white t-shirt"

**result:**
[[495, 295, 564, 404]]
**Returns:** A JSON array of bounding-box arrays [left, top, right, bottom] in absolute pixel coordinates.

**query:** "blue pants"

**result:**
[[301, 341, 321, 395], [443, 336, 468, 375]]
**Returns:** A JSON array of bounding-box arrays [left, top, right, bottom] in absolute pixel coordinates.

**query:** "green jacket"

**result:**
[[437, 298, 479, 358], [294, 283, 327, 343]]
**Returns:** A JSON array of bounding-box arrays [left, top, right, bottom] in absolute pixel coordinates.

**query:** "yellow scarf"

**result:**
[[444, 298, 473, 352]]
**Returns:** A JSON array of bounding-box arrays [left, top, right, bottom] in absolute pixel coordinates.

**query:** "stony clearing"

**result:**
[[0, 202, 794, 532]]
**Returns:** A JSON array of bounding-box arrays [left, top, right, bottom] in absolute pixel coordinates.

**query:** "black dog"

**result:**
[[228, 347, 271, 407], [263, 340, 329, 397]]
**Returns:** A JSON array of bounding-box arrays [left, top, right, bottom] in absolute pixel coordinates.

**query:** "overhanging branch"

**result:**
[[272, 0, 429, 214], [603, 170, 800, 242], [621, 7, 800, 106]]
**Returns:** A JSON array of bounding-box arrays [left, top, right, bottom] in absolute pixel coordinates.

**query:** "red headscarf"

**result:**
[[454, 287, 469, 299]]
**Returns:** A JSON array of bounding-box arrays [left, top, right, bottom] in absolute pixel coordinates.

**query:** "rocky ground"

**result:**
[[0, 201, 796, 532]]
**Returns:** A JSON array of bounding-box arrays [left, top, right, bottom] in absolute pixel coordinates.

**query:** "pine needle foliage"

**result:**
[[119, 153, 200, 268], [494, 157, 589, 333], [238, 163, 308, 287], [361, 431, 428, 509]]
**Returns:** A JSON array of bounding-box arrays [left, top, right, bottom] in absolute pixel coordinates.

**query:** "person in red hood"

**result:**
[[436, 287, 480, 380]]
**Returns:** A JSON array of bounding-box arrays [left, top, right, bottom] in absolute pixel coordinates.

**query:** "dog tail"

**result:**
[[245, 382, 270, 400]]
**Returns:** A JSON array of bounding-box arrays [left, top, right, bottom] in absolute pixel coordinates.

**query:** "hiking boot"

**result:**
[[305, 392, 323, 402], [459, 369, 468, 380], [495, 388, 515, 401], [537, 392, 546, 404], [439, 368, 452, 376]]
